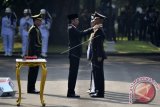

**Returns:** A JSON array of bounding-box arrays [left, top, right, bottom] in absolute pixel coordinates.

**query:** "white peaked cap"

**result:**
[[24, 9, 28, 14], [5, 8, 12, 13], [136, 7, 142, 13], [40, 9, 46, 14]]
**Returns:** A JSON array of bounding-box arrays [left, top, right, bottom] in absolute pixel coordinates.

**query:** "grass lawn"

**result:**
[[115, 40, 160, 53], [0, 37, 22, 52], [0, 37, 160, 54], [48, 45, 68, 54], [0, 37, 68, 54]]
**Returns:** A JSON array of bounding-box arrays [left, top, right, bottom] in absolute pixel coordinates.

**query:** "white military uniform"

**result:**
[[39, 9, 51, 57], [1, 8, 16, 56], [19, 9, 33, 57]]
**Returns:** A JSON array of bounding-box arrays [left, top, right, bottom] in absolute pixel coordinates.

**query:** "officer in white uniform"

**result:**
[[19, 9, 33, 57], [39, 9, 52, 57], [1, 8, 17, 56]]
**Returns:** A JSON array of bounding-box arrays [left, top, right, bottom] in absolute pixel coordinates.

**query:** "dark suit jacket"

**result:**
[[27, 25, 42, 56], [68, 24, 93, 58], [90, 28, 106, 61]]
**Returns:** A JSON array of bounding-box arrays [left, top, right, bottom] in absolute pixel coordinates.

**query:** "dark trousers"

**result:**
[[67, 56, 80, 94], [91, 59, 104, 95], [27, 66, 39, 91]]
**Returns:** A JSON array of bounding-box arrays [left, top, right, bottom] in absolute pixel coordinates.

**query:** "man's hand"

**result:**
[[93, 24, 102, 31]]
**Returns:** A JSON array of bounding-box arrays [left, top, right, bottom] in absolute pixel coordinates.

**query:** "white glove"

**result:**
[[93, 24, 102, 31]]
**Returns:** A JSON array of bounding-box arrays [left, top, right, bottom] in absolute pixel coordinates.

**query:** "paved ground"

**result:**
[[0, 55, 160, 107]]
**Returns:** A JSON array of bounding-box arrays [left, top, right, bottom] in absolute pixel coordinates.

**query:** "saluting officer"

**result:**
[[67, 14, 100, 98], [1, 7, 17, 56], [39, 9, 52, 57], [89, 12, 106, 98], [27, 14, 42, 94], [19, 9, 33, 57]]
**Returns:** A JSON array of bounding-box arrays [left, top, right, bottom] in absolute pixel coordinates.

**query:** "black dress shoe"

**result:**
[[67, 93, 80, 98], [27, 90, 40, 94], [90, 93, 104, 98]]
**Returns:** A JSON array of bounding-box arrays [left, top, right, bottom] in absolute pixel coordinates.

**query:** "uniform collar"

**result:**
[[34, 23, 39, 27]]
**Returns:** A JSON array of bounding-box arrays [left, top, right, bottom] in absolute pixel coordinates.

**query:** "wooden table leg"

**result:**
[[16, 63, 22, 106], [40, 63, 47, 106]]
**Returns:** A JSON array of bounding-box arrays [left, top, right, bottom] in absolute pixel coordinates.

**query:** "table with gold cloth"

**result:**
[[16, 59, 47, 106]]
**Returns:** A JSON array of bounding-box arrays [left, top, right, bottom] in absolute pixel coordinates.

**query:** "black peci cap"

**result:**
[[31, 14, 42, 20], [67, 14, 78, 20], [94, 12, 106, 19]]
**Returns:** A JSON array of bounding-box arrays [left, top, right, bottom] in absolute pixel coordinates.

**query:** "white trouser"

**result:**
[[2, 34, 14, 54], [41, 33, 49, 54], [90, 63, 95, 92], [21, 34, 28, 55]]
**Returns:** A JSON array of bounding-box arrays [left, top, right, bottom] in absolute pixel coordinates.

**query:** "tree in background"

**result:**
[[78, 0, 95, 33], [0, 0, 80, 45], [0, 0, 160, 45], [98, 0, 117, 41], [49, 0, 80, 45]]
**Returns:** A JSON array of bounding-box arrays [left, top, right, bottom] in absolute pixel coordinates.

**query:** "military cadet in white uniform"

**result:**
[[39, 9, 52, 57], [1, 8, 17, 56], [19, 9, 33, 57]]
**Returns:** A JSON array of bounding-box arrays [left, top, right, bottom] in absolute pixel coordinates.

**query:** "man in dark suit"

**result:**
[[89, 12, 106, 98], [27, 14, 42, 94], [67, 14, 100, 98]]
